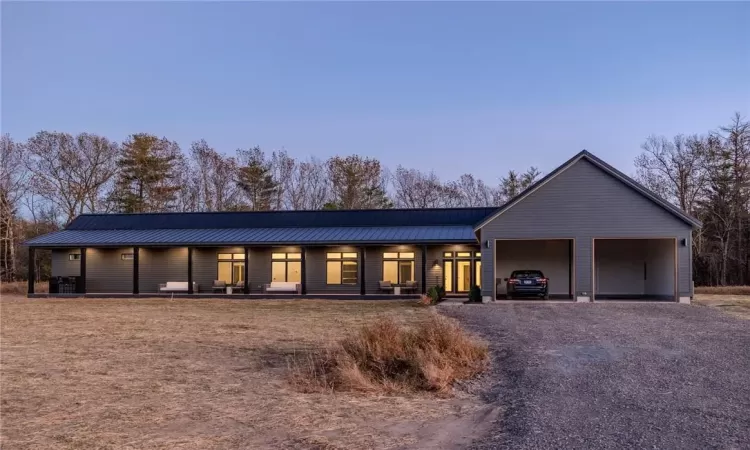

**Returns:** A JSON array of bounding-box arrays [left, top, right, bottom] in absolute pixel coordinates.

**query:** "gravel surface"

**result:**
[[441, 302, 750, 450]]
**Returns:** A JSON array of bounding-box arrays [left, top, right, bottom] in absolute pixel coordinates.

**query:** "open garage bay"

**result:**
[[495, 239, 574, 300]]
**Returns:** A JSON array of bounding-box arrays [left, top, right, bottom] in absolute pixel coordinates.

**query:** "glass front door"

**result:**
[[457, 260, 472, 292]]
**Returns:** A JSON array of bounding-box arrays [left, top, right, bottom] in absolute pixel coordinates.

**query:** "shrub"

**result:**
[[288, 314, 488, 394], [426, 285, 447, 304], [468, 285, 482, 303]]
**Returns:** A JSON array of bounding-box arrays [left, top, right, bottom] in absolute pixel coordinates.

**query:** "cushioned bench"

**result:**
[[159, 281, 198, 293], [264, 281, 300, 293]]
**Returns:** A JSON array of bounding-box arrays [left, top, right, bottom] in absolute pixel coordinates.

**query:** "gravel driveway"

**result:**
[[441, 302, 750, 449]]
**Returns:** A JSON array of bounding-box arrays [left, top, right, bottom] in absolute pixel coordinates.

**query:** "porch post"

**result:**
[[359, 246, 366, 296], [421, 245, 427, 294], [132, 247, 139, 295], [187, 247, 193, 294], [79, 248, 87, 294], [28, 247, 35, 295], [300, 247, 307, 295], [244, 247, 249, 294]]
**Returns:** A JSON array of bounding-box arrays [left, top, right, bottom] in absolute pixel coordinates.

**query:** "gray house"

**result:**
[[26, 150, 701, 302]]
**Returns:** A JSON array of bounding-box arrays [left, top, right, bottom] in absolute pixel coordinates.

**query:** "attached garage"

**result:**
[[495, 239, 574, 299], [475, 150, 701, 303], [593, 238, 676, 300]]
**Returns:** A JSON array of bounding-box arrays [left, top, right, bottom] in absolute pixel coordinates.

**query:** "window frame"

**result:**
[[326, 252, 359, 285], [270, 251, 302, 283], [382, 251, 416, 284], [217, 252, 246, 284], [69, 253, 81, 261], [121, 253, 134, 261]]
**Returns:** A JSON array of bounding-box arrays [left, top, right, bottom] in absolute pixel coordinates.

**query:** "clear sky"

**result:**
[[2, 2, 748, 181]]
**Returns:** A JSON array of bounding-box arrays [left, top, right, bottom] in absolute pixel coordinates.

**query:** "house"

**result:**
[[25, 150, 701, 302]]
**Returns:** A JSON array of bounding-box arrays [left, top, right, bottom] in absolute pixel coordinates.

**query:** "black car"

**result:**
[[505, 270, 549, 299]]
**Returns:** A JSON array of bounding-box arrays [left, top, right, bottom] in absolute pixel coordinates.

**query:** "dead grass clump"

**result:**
[[695, 285, 750, 295], [0, 281, 47, 295], [289, 314, 488, 394]]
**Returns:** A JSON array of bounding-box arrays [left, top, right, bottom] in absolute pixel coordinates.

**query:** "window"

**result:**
[[443, 252, 453, 257], [121, 253, 134, 260], [382, 251, 415, 284], [218, 252, 245, 284], [69, 253, 81, 261], [456, 251, 472, 258], [271, 252, 301, 282], [327, 252, 358, 285], [442, 249, 481, 293], [475, 252, 482, 258]]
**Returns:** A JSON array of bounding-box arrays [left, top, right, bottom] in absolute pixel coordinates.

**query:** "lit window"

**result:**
[[69, 253, 81, 261], [456, 252, 471, 257], [271, 252, 302, 282], [218, 252, 245, 284], [382, 251, 415, 283], [475, 252, 482, 258], [443, 252, 453, 257], [327, 252, 358, 284]]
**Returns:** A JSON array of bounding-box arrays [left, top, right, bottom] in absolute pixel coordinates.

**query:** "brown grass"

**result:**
[[0, 296, 484, 449], [693, 293, 750, 319], [289, 315, 488, 394], [694, 285, 750, 295], [0, 281, 47, 295]]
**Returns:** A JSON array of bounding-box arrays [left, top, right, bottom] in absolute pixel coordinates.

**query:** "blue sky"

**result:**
[[2, 2, 748, 181]]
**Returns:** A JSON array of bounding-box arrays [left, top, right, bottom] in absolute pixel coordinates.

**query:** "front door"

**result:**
[[456, 260, 472, 293]]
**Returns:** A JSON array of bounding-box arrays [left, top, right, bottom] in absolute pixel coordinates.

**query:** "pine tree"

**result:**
[[236, 147, 278, 211], [112, 134, 181, 213]]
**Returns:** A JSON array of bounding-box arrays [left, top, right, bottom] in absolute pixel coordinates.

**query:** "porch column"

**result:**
[[244, 247, 249, 294], [28, 247, 35, 295], [421, 245, 427, 294], [359, 246, 366, 295], [79, 248, 87, 294], [300, 247, 307, 295], [187, 247, 193, 294], [132, 247, 139, 295]]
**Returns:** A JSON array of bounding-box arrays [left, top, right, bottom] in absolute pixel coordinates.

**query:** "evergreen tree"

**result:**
[[236, 147, 279, 211], [112, 133, 181, 213]]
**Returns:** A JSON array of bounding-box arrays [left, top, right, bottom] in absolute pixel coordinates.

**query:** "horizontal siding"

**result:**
[[479, 158, 693, 297], [86, 248, 133, 293], [51, 249, 81, 277], [139, 248, 188, 293]]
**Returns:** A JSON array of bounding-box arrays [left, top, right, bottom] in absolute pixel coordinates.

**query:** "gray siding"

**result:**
[[139, 248, 189, 293], [85, 248, 133, 293], [479, 158, 693, 298], [51, 249, 81, 277]]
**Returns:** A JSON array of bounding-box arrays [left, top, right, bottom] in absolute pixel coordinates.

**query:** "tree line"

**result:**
[[634, 113, 750, 286], [3, 112, 747, 287], [0, 132, 540, 282]]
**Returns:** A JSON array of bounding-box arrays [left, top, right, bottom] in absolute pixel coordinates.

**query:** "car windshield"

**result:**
[[511, 270, 544, 278]]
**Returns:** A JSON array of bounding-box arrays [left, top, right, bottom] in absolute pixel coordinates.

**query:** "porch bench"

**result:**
[[159, 281, 198, 293], [263, 281, 300, 294]]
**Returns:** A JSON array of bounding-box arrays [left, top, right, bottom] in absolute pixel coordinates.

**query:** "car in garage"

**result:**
[[506, 270, 549, 299]]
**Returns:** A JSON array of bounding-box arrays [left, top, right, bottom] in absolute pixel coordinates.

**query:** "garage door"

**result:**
[[495, 239, 574, 300], [593, 238, 676, 301]]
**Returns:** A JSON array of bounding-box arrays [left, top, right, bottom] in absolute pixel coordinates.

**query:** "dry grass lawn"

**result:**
[[0, 296, 487, 449], [693, 293, 750, 319]]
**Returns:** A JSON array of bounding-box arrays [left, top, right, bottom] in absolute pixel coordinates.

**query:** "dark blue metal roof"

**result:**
[[25, 226, 478, 247], [66, 207, 497, 230]]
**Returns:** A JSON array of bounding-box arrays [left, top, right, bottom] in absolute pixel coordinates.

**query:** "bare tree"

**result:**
[[189, 140, 240, 211], [392, 166, 454, 208], [282, 156, 330, 210], [24, 131, 120, 224], [0, 135, 29, 281]]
